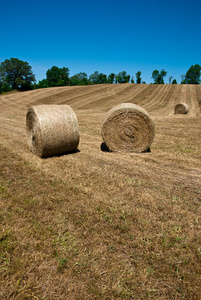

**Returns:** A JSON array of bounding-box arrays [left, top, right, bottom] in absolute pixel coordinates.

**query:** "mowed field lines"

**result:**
[[0, 84, 201, 299]]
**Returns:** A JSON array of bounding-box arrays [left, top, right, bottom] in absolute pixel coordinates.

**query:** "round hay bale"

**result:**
[[101, 103, 155, 153], [174, 103, 189, 114], [26, 105, 80, 157]]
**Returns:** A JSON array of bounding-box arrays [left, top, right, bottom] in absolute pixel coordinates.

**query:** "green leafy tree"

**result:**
[[46, 66, 70, 87], [152, 69, 167, 84], [0, 58, 36, 90], [98, 73, 107, 84], [0, 79, 12, 93], [135, 71, 142, 84], [36, 79, 49, 89], [89, 71, 100, 84], [184, 64, 201, 84], [115, 71, 130, 83], [169, 76, 173, 84], [107, 73, 115, 84], [152, 70, 159, 83], [172, 79, 177, 84], [0, 82, 2, 94], [0, 80, 3, 93], [131, 76, 134, 83], [70, 72, 88, 85], [181, 75, 186, 84], [89, 71, 107, 84]]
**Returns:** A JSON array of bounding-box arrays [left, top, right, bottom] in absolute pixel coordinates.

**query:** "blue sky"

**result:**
[[1, 0, 200, 83]]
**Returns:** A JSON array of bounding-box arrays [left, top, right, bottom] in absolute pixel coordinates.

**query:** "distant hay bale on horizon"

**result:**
[[101, 103, 155, 153], [26, 105, 80, 158], [174, 103, 189, 114]]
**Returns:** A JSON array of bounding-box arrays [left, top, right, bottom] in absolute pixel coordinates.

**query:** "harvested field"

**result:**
[[0, 84, 201, 299]]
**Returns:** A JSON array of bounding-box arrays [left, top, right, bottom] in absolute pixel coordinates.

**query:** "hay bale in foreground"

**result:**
[[26, 105, 80, 157], [174, 103, 189, 114], [101, 103, 155, 153]]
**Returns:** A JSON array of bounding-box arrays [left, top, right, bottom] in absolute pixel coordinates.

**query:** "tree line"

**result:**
[[0, 58, 201, 93]]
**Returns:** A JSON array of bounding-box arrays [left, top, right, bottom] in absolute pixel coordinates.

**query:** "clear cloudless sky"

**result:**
[[1, 0, 201, 83]]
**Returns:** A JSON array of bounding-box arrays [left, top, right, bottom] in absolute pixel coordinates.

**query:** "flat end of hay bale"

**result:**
[[174, 103, 189, 114], [101, 103, 155, 153]]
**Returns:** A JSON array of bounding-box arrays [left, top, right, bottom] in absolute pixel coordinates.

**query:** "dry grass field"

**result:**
[[0, 83, 201, 299]]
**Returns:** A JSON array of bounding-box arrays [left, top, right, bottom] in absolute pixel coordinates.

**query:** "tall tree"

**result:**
[[184, 64, 201, 84], [70, 72, 88, 85], [0, 58, 35, 90], [131, 76, 134, 83], [181, 75, 186, 84], [46, 66, 70, 87], [0, 79, 12, 93], [115, 71, 130, 83], [152, 69, 167, 84], [135, 71, 142, 84], [89, 71, 100, 84], [152, 70, 159, 83], [36, 79, 49, 89], [89, 71, 108, 84], [169, 76, 173, 84], [98, 73, 107, 84], [107, 73, 115, 84]]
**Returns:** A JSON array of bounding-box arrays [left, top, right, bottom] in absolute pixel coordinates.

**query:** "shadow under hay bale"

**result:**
[[101, 103, 155, 153], [174, 103, 189, 114], [26, 105, 80, 158], [143, 147, 151, 153], [46, 148, 80, 159], [100, 142, 151, 153], [101, 142, 110, 152]]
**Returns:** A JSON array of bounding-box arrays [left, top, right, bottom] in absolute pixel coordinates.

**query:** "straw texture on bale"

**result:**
[[174, 103, 189, 114], [101, 103, 155, 153], [26, 105, 80, 157]]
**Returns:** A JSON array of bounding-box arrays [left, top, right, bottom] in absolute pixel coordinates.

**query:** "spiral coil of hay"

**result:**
[[174, 103, 189, 114], [26, 105, 80, 157], [101, 103, 155, 153]]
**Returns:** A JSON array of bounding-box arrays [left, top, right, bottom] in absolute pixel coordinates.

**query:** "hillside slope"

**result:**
[[1, 83, 201, 115], [0, 84, 201, 299], [0, 83, 200, 160]]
